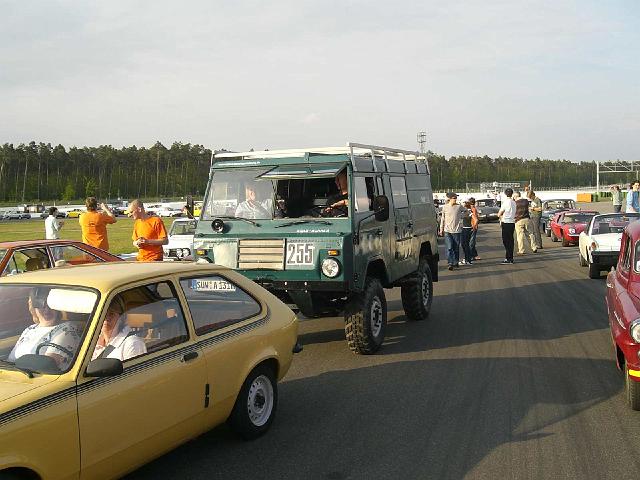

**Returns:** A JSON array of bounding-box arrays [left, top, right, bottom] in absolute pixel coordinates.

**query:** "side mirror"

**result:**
[[85, 358, 124, 378], [373, 195, 390, 222]]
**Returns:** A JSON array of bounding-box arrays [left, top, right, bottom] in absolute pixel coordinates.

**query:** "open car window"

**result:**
[[50, 245, 104, 266], [1, 248, 51, 276], [0, 285, 96, 374]]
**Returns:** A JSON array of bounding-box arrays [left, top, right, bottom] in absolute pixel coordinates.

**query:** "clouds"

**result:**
[[0, 0, 638, 161]]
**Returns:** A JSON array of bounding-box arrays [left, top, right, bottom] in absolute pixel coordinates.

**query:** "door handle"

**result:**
[[182, 351, 199, 362]]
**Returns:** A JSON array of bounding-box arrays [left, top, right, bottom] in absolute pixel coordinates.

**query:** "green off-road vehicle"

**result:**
[[193, 143, 439, 354]]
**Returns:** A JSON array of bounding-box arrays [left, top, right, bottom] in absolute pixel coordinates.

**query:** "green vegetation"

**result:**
[[0, 218, 147, 255]]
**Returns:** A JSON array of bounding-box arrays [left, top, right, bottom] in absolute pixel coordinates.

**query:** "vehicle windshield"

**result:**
[[203, 168, 276, 220], [476, 199, 496, 208], [562, 214, 595, 224], [0, 285, 97, 374], [170, 220, 197, 236], [591, 214, 640, 235], [546, 200, 575, 210], [204, 165, 350, 221]]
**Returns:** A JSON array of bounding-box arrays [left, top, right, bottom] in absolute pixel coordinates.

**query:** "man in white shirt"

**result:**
[[44, 207, 64, 240], [497, 188, 517, 264]]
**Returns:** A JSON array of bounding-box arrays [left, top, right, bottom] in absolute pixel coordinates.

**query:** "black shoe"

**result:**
[[501, 259, 510, 264], [448, 265, 454, 271]]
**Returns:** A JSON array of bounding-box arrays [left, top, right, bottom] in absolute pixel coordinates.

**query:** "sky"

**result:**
[[1, 0, 638, 162]]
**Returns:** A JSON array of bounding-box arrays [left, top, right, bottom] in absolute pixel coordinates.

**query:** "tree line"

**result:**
[[0, 141, 634, 203]]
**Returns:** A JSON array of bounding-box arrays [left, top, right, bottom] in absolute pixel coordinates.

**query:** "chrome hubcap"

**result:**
[[246, 375, 274, 427]]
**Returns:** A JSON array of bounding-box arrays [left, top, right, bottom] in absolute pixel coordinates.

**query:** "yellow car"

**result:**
[[65, 209, 84, 218], [0, 262, 300, 479]]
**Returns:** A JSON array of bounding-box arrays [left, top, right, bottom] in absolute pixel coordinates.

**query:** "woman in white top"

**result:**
[[8, 288, 82, 369], [92, 298, 146, 362]]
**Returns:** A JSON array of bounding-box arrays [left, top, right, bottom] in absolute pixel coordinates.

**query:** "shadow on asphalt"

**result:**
[[126, 357, 621, 480]]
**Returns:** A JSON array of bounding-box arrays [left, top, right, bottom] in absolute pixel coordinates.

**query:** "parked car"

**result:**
[[549, 210, 599, 246], [0, 262, 300, 478], [4, 211, 31, 220], [474, 198, 500, 222], [579, 213, 640, 278], [65, 209, 84, 218], [164, 218, 197, 261], [157, 206, 184, 218], [39, 210, 66, 219], [541, 199, 576, 236], [0, 240, 121, 277], [606, 220, 640, 410]]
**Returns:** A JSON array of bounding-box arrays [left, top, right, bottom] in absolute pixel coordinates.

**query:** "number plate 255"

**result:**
[[286, 243, 315, 266]]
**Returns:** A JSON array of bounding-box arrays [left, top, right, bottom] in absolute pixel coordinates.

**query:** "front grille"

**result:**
[[238, 239, 284, 270]]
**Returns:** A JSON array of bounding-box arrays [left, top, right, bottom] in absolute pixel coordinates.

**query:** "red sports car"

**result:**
[[0, 240, 122, 277], [549, 210, 599, 247], [607, 220, 640, 409]]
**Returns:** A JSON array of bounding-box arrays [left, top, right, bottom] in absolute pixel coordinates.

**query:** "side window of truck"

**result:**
[[354, 176, 375, 212], [390, 177, 408, 209]]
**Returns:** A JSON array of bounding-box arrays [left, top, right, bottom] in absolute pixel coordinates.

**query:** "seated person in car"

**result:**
[[235, 182, 275, 219], [92, 298, 146, 362], [8, 287, 83, 369], [323, 169, 349, 217]]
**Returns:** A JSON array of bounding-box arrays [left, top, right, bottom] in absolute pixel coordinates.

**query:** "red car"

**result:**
[[606, 221, 640, 409], [0, 240, 122, 277], [549, 210, 599, 247]]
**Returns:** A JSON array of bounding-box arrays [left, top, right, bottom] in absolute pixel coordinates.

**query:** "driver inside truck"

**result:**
[[323, 169, 349, 217], [235, 181, 280, 219]]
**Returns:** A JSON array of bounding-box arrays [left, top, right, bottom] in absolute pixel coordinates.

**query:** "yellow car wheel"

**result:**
[[228, 364, 278, 440]]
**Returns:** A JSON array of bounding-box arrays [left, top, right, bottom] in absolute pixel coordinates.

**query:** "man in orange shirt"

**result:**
[[129, 199, 168, 261], [79, 197, 117, 251]]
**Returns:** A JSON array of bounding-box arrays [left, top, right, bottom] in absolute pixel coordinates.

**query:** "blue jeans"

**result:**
[[469, 228, 478, 258], [445, 232, 461, 266]]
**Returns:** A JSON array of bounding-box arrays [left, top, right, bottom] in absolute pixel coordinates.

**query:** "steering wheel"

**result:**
[[308, 205, 327, 218], [36, 341, 73, 357]]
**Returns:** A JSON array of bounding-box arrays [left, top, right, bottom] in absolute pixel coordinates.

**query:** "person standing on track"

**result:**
[[514, 191, 538, 255], [439, 192, 466, 271], [468, 198, 480, 261], [528, 190, 543, 250], [44, 207, 64, 240], [612, 185, 623, 213], [627, 181, 640, 213], [79, 197, 117, 251], [498, 188, 517, 264]]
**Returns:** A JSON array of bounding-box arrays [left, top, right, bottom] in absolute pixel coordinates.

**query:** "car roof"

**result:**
[[0, 261, 231, 291], [0, 239, 92, 249]]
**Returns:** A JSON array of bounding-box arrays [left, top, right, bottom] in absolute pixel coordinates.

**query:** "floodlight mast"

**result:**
[[417, 131, 427, 154]]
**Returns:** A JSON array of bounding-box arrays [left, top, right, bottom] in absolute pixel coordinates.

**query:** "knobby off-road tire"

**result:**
[[401, 259, 433, 321], [228, 364, 278, 440], [626, 363, 640, 411], [344, 277, 387, 355], [579, 251, 588, 266], [588, 263, 601, 279]]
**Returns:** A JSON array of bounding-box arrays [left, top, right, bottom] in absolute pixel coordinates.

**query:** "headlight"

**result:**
[[591, 241, 598, 250], [630, 319, 640, 343], [568, 228, 576, 234], [321, 258, 341, 278], [181, 248, 190, 257]]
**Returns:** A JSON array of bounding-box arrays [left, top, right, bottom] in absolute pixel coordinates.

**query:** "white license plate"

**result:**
[[286, 242, 315, 266], [191, 279, 236, 292]]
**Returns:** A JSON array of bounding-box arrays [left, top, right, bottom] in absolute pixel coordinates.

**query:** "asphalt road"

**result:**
[[129, 204, 640, 480]]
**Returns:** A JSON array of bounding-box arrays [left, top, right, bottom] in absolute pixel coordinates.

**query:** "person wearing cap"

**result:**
[[91, 297, 146, 362], [498, 188, 517, 264], [79, 197, 117, 251], [8, 288, 83, 369], [439, 192, 466, 270], [44, 206, 64, 240]]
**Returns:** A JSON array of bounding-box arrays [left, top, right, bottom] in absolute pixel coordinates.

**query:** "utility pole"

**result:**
[[156, 149, 160, 199], [417, 131, 427, 154]]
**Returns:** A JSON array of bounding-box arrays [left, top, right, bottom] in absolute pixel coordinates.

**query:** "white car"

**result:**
[[157, 206, 183, 217], [163, 218, 197, 260], [578, 213, 640, 278]]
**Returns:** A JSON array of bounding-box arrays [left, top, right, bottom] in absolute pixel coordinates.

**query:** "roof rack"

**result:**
[[214, 143, 429, 174]]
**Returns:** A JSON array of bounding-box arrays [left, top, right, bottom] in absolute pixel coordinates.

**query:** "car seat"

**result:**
[[25, 258, 45, 271], [597, 222, 611, 234]]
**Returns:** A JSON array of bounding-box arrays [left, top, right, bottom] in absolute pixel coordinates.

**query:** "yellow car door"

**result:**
[[76, 280, 207, 479]]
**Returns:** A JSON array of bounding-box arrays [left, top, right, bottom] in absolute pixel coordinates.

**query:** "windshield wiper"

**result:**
[[276, 219, 332, 228], [212, 216, 260, 226], [0, 359, 35, 378]]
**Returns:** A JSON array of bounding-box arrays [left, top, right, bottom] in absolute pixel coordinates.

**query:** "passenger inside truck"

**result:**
[[274, 174, 349, 218]]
